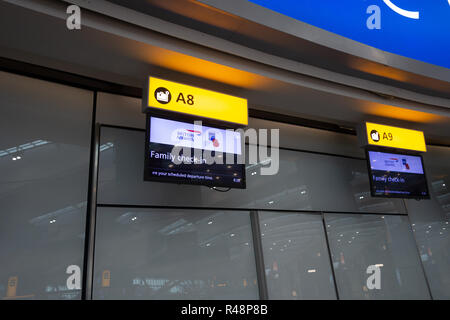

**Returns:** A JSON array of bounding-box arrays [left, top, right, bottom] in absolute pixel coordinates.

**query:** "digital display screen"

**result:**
[[367, 151, 429, 198], [144, 115, 245, 188]]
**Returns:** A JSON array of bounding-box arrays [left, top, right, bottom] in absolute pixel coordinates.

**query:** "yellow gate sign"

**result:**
[[364, 122, 426, 152], [143, 77, 248, 126]]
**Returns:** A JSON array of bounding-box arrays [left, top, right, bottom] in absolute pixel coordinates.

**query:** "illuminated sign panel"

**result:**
[[248, 0, 450, 69], [364, 122, 426, 152], [144, 77, 248, 126]]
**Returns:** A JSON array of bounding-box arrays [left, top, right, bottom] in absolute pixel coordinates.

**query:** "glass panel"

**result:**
[[0, 71, 92, 299], [98, 126, 405, 213], [259, 211, 336, 299], [325, 213, 430, 299], [96, 92, 146, 129], [92, 207, 258, 299], [405, 145, 450, 299]]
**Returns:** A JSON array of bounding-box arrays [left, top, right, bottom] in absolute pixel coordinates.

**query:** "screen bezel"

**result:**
[[365, 149, 430, 199], [144, 112, 246, 189]]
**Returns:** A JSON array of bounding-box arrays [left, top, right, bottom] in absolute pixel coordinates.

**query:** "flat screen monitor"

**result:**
[[144, 115, 246, 189], [366, 150, 429, 199]]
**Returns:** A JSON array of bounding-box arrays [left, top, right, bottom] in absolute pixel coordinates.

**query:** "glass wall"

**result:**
[[97, 126, 405, 213], [91, 92, 447, 300], [259, 211, 336, 299], [0, 77, 447, 301], [92, 207, 259, 299], [405, 146, 450, 299], [325, 213, 431, 299], [0, 71, 92, 299]]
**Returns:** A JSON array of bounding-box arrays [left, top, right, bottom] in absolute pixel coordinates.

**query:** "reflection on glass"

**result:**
[[259, 212, 336, 299], [0, 139, 88, 299], [325, 213, 430, 299], [99, 142, 114, 152], [93, 208, 258, 300]]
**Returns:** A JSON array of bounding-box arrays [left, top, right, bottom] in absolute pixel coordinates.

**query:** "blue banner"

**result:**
[[248, 0, 450, 69]]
